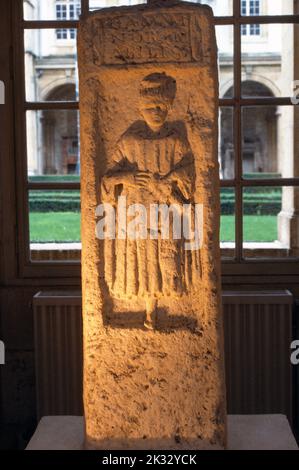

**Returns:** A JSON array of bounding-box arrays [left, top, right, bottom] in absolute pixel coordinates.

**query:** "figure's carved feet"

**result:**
[[144, 319, 155, 330], [144, 298, 157, 330]]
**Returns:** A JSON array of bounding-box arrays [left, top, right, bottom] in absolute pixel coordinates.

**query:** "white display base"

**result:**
[[26, 415, 298, 451]]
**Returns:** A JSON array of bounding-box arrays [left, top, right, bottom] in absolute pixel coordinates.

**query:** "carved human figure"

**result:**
[[101, 73, 201, 328]]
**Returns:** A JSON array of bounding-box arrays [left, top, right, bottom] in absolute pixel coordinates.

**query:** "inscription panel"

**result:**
[[91, 12, 206, 65]]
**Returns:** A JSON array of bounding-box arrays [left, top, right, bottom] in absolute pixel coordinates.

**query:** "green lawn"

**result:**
[[30, 212, 81, 243], [220, 215, 277, 242], [30, 212, 278, 244]]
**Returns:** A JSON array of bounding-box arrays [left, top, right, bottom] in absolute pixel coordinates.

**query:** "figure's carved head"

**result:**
[[139, 73, 176, 131]]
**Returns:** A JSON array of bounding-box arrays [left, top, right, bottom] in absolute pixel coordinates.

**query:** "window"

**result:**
[[56, 4, 67, 20], [241, 0, 261, 36], [56, 28, 68, 39], [56, 1, 80, 40], [21, 0, 84, 273], [218, 0, 299, 264], [18, 0, 299, 277]]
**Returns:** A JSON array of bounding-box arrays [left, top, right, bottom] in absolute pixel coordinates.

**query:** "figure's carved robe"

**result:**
[[101, 121, 201, 299]]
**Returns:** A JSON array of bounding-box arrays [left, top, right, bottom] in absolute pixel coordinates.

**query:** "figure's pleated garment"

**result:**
[[101, 122, 202, 298]]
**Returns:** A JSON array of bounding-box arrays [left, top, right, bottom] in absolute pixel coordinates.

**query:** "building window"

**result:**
[[56, 1, 80, 40], [56, 28, 68, 39], [241, 0, 260, 36], [56, 4, 67, 20]]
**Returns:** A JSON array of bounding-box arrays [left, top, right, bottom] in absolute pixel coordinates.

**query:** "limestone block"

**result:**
[[78, 1, 226, 449]]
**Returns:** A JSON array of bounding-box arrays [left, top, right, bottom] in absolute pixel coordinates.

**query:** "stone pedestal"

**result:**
[[26, 415, 298, 451], [78, 1, 226, 449]]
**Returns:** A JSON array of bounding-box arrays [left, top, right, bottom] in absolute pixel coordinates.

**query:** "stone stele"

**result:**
[[78, 0, 227, 450]]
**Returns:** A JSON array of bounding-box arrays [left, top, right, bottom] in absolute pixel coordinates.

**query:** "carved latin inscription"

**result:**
[[91, 13, 205, 65]]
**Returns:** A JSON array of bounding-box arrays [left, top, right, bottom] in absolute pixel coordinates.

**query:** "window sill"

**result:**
[[31, 243, 81, 261], [30, 241, 294, 262], [221, 241, 294, 259]]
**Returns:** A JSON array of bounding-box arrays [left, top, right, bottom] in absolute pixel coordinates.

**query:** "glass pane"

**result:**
[[185, 0, 232, 16], [242, 24, 299, 99], [29, 190, 81, 261], [89, 0, 146, 10], [27, 110, 80, 179], [220, 188, 235, 259], [25, 29, 78, 102], [241, 22, 282, 87], [24, 0, 81, 21], [243, 186, 299, 258], [241, 0, 293, 15], [243, 187, 280, 243], [220, 107, 234, 180], [242, 106, 299, 179], [217, 25, 234, 99]]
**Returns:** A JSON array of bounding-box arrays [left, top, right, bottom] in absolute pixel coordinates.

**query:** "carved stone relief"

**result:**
[[79, 1, 227, 450]]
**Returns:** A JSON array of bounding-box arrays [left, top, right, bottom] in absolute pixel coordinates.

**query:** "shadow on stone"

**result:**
[[103, 306, 198, 332]]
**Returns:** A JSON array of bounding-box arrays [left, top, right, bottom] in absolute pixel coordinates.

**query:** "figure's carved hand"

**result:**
[[168, 170, 192, 200], [104, 170, 176, 201], [118, 171, 152, 189], [131, 171, 152, 189], [103, 170, 151, 189]]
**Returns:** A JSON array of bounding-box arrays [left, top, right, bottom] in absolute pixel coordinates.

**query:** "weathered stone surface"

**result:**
[[78, 0, 226, 449]]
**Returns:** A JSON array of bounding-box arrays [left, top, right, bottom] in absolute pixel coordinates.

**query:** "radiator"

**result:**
[[33, 291, 83, 419], [33, 289, 294, 421], [223, 290, 293, 422]]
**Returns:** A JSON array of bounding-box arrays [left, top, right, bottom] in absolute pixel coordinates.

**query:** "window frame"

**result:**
[[15, 0, 86, 278], [14, 0, 299, 279]]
